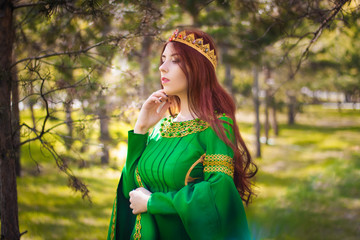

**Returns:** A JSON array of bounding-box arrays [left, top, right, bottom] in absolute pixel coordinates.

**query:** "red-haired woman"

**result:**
[[107, 29, 257, 240]]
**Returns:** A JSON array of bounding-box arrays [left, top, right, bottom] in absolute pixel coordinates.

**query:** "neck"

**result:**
[[175, 93, 197, 121]]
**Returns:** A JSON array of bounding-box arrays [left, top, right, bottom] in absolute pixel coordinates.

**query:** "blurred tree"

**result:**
[[270, 0, 353, 124], [303, 3, 360, 109]]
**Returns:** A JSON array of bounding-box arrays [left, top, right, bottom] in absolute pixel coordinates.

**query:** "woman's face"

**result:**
[[159, 43, 188, 97]]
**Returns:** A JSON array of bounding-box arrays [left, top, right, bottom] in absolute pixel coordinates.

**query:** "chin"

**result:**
[[162, 86, 185, 97], [162, 87, 174, 95]]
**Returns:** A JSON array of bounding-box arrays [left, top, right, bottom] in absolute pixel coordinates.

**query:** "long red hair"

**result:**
[[160, 29, 257, 205]]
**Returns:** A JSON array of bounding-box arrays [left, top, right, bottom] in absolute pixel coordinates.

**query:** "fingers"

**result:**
[[154, 89, 168, 98], [157, 101, 170, 114], [144, 90, 170, 107], [149, 95, 171, 106], [130, 204, 138, 214], [137, 187, 152, 195], [149, 96, 163, 104], [129, 191, 136, 213], [156, 101, 168, 114], [129, 189, 141, 214], [132, 209, 141, 215], [130, 203, 138, 214], [129, 188, 151, 215], [151, 90, 169, 102]]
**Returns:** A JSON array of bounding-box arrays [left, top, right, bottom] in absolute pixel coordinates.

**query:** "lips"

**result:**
[[161, 77, 170, 83]]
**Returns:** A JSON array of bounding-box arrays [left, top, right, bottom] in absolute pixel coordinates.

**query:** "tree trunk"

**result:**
[[264, 89, 270, 145], [0, 1, 20, 239], [270, 97, 279, 136], [337, 100, 342, 113], [221, 46, 234, 96], [100, 116, 110, 165], [225, 63, 234, 95], [29, 83, 37, 128], [11, 63, 21, 177], [345, 92, 351, 102], [64, 99, 73, 150], [99, 94, 110, 164], [287, 90, 296, 125], [264, 66, 277, 138], [252, 66, 261, 158]]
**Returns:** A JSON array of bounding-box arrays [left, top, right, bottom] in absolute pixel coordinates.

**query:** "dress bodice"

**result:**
[[137, 115, 208, 192]]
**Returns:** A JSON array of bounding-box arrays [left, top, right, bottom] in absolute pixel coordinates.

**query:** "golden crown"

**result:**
[[168, 29, 217, 69]]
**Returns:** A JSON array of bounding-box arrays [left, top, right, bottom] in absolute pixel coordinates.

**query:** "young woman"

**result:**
[[107, 29, 257, 240]]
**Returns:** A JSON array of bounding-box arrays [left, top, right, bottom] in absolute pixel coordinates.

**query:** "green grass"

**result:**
[[243, 105, 360, 240], [17, 109, 130, 239], [15, 105, 360, 239], [18, 166, 119, 240]]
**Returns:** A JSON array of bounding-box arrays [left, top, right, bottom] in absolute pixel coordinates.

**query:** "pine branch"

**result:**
[[270, 0, 351, 97], [11, 36, 128, 68], [18, 68, 95, 103], [13, 1, 47, 9]]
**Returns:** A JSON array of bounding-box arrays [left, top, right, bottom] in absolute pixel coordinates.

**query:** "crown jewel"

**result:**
[[168, 29, 217, 69]]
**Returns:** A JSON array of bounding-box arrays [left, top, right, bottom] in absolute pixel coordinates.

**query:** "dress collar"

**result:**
[[159, 115, 209, 138]]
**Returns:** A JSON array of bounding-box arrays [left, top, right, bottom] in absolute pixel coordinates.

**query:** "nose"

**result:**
[[159, 61, 168, 73]]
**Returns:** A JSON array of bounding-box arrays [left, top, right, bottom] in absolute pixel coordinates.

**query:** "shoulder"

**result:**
[[217, 113, 234, 125], [205, 114, 234, 133], [200, 114, 235, 141], [218, 115, 235, 135]]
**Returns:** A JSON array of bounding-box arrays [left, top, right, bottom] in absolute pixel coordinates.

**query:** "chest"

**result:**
[[137, 134, 205, 192]]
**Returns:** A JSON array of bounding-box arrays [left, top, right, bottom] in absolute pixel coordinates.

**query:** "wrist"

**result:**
[[134, 124, 148, 134]]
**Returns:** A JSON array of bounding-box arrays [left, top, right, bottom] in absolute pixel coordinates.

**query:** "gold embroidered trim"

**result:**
[[135, 167, 144, 188], [159, 115, 209, 138], [134, 167, 143, 240], [133, 214, 142, 239], [110, 196, 117, 240], [203, 154, 234, 178]]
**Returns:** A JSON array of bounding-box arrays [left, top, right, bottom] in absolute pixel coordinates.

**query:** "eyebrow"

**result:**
[[162, 53, 180, 57]]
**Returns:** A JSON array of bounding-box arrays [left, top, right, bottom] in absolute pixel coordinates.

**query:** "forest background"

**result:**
[[0, 0, 359, 239]]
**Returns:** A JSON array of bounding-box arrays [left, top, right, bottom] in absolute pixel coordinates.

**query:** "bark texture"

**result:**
[[0, 0, 20, 239], [11, 64, 20, 177]]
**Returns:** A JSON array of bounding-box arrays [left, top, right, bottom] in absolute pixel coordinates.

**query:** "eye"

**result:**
[[172, 57, 180, 63]]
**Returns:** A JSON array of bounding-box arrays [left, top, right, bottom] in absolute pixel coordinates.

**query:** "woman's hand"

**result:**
[[129, 187, 152, 214], [134, 89, 171, 134]]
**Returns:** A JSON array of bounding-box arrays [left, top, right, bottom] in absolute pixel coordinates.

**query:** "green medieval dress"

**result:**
[[107, 114, 251, 240]]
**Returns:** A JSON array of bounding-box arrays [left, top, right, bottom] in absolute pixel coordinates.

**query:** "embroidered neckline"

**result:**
[[159, 115, 209, 138], [158, 113, 230, 138]]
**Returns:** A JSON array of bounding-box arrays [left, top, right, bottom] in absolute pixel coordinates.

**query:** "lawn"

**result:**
[[16, 105, 360, 239], [243, 105, 360, 240]]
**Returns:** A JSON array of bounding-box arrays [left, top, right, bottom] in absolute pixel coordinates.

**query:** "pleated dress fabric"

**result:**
[[107, 115, 251, 240]]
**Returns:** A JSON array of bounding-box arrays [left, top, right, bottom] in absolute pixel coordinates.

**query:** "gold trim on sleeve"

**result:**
[[203, 154, 234, 178]]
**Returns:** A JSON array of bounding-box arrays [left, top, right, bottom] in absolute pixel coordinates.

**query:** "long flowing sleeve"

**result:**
[[146, 117, 251, 240], [121, 130, 149, 197], [107, 129, 149, 240]]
